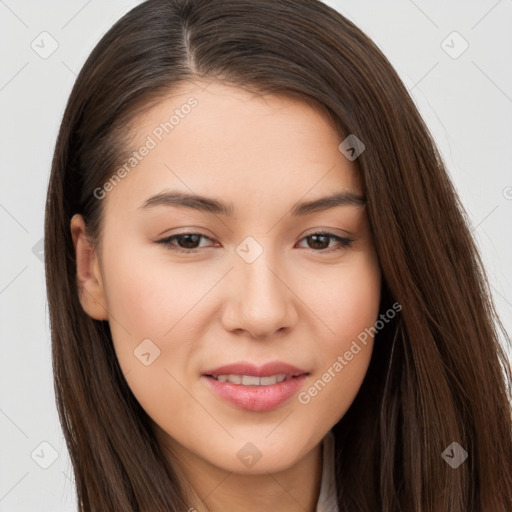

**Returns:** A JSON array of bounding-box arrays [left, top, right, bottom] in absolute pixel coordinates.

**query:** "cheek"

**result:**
[[294, 251, 381, 415], [98, 241, 180, 367], [301, 249, 381, 346], [101, 251, 205, 422], [101, 241, 211, 336], [100, 239, 227, 386]]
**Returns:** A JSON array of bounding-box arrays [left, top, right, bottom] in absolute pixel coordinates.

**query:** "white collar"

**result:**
[[315, 430, 339, 512]]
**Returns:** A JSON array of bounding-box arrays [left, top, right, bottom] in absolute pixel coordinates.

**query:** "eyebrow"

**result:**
[[138, 190, 366, 216]]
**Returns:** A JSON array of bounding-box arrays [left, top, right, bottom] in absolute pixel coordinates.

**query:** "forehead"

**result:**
[[104, 80, 362, 215]]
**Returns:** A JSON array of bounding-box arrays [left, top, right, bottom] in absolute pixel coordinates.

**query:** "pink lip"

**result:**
[[201, 361, 309, 412]]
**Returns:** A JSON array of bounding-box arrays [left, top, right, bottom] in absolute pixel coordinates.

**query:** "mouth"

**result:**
[[206, 373, 298, 386], [201, 361, 309, 412]]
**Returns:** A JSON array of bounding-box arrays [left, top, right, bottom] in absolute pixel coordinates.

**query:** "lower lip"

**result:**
[[202, 374, 308, 412]]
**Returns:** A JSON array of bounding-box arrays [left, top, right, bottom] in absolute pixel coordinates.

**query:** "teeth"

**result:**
[[242, 375, 260, 385], [214, 373, 289, 385]]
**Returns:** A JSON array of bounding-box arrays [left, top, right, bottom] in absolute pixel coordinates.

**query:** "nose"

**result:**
[[220, 248, 298, 340]]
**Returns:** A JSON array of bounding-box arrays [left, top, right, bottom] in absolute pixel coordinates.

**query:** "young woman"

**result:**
[[44, 0, 512, 510]]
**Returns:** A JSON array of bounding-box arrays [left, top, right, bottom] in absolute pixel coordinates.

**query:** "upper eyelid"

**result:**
[[157, 230, 351, 241], [157, 225, 354, 240]]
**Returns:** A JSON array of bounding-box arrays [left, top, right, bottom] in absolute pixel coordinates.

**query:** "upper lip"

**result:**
[[202, 361, 309, 378]]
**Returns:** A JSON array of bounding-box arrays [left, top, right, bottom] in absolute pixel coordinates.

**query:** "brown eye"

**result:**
[[156, 233, 213, 252], [298, 232, 354, 252]]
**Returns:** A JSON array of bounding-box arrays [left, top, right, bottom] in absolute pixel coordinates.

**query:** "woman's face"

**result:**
[[72, 80, 381, 476]]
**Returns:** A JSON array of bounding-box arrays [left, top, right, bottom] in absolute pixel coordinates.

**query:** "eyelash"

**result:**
[[156, 232, 354, 254]]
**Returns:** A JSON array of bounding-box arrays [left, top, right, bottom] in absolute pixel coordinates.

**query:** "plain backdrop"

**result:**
[[1, 1, 511, 510]]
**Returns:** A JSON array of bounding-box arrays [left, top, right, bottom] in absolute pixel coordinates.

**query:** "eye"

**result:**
[[156, 231, 354, 254], [296, 232, 354, 252], [156, 233, 215, 253]]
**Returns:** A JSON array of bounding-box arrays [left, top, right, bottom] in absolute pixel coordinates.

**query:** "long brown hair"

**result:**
[[44, 0, 512, 510]]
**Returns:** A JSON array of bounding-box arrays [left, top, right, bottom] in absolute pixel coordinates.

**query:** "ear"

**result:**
[[70, 214, 108, 321]]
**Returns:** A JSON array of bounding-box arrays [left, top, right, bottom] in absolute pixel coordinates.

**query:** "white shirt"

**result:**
[[315, 430, 339, 512]]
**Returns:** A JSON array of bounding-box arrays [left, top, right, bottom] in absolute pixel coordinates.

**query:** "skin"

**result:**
[[71, 80, 382, 512]]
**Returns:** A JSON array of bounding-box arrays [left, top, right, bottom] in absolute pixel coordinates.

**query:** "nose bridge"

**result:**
[[240, 250, 280, 300], [224, 237, 296, 337]]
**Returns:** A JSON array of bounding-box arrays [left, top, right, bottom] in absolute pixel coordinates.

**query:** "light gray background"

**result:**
[[1, 1, 511, 510]]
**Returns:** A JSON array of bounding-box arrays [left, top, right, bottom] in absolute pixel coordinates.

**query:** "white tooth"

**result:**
[[227, 374, 242, 384], [215, 374, 290, 386], [260, 375, 278, 385], [242, 375, 261, 386]]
